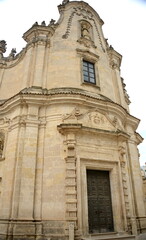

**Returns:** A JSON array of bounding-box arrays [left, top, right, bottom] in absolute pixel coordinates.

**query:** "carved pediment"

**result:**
[[86, 111, 115, 131], [63, 108, 116, 131]]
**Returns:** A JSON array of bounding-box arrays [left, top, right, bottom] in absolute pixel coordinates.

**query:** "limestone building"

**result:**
[[0, 0, 145, 239]]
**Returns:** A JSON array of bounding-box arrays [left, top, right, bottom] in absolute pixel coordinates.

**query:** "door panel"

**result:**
[[87, 170, 114, 233]]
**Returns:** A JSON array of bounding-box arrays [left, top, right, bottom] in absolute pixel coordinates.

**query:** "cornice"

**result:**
[[126, 114, 140, 132], [135, 132, 143, 145], [23, 24, 56, 43], [0, 87, 140, 132], [76, 48, 99, 61], [0, 23, 57, 69], [58, 123, 129, 141]]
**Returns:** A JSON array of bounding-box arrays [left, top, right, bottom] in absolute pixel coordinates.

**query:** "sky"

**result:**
[[0, 0, 146, 165]]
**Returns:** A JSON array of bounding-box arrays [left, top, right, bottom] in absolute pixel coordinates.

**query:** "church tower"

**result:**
[[0, 1, 145, 239]]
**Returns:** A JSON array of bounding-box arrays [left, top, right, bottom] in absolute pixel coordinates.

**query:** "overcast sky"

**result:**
[[0, 0, 146, 165]]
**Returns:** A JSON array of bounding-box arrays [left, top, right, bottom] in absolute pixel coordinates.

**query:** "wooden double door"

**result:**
[[87, 170, 114, 233]]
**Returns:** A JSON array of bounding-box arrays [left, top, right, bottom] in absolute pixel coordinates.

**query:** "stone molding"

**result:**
[[77, 37, 96, 48], [76, 48, 99, 62], [0, 87, 141, 140]]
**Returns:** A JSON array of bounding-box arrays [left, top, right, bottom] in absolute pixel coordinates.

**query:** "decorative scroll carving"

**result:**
[[62, 11, 75, 39], [112, 116, 124, 131], [88, 111, 114, 130], [119, 145, 126, 167], [74, 5, 94, 19], [63, 107, 82, 122], [62, 4, 105, 51]]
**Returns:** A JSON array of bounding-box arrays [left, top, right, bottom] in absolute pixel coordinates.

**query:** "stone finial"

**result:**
[[109, 45, 114, 50], [9, 48, 16, 58], [0, 40, 7, 59], [32, 22, 38, 27], [62, 0, 69, 5], [49, 19, 56, 25], [41, 21, 46, 26]]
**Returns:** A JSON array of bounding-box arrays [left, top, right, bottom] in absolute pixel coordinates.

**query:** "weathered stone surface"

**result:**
[[0, 1, 145, 240]]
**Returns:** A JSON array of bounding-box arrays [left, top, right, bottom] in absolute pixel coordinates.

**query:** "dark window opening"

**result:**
[[83, 60, 96, 84]]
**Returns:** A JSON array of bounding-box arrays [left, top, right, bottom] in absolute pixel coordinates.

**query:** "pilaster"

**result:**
[[34, 107, 46, 220], [127, 137, 146, 220], [17, 104, 39, 220]]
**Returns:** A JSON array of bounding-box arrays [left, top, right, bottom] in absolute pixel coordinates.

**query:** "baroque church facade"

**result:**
[[0, 1, 145, 239]]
